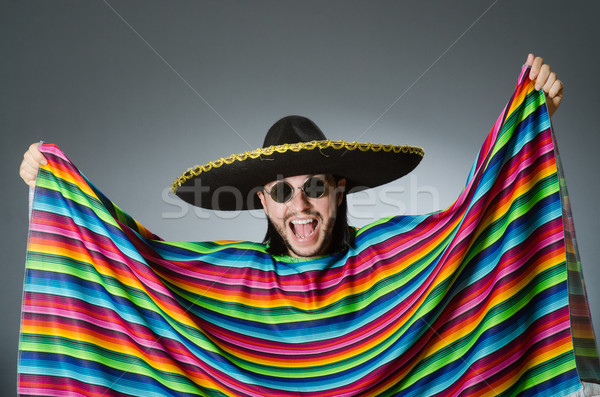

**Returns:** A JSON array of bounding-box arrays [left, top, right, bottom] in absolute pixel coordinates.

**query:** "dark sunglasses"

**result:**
[[265, 176, 333, 203]]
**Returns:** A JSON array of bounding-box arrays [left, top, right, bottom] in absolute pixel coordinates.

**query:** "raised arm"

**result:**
[[19, 142, 47, 188]]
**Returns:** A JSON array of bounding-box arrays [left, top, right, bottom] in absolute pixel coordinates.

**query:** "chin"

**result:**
[[266, 213, 336, 258], [285, 236, 328, 259]]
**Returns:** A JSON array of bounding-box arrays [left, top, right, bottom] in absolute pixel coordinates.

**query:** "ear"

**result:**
[[335, 178, 346, 207], [257, 190, 268, 215]]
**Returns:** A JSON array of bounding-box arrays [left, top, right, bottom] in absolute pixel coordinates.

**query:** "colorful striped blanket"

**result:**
[[19, 67, 600, 396]]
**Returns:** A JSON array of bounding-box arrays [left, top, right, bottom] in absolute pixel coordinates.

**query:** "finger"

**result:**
[[20, 145, 45, 187], [542, 72, 557, 95], [548, 79, 563, 99], [28, 142, 47, 165], [525, 53, 534, 66], [23, 150, 39, 168], [546, 81, 563, 118], [535, 64, 551, 90], [19, 169, 34, 183], [25, 176, 37, 188], [529, 56, 544, 80], [21, 159, 39, 175], [20, 164, 38, 184], [23, 148, 46, 168], [22, 176, 36, 188], [19, 165, 37, 187]]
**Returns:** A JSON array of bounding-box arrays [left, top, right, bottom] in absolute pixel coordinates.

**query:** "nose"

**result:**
[[286, 186, 311, 212]]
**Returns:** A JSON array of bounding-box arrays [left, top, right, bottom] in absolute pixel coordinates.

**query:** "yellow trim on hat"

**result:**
[[171, 139, 424, 193]]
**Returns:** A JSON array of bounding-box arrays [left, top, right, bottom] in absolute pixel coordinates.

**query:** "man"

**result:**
[[20, 55, 599, 397], [170, 111, 422, 259]]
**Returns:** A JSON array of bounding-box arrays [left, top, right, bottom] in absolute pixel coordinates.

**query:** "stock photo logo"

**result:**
[[161, 174, 440, 221]]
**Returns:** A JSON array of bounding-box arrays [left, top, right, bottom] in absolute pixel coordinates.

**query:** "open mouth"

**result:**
[[289, 218, 319, 240]]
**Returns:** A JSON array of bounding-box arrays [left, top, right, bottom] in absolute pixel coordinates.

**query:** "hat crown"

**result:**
[[263, 115, 327, 147]]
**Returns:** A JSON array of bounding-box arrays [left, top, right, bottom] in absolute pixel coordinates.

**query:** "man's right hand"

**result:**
[[20, 142, 47, 188]]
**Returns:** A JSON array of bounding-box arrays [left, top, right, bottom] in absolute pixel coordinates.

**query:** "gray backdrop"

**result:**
[[2, 0, 598, 394]]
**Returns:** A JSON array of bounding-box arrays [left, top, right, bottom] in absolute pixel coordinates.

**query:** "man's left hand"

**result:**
[[526, 53, 564, 118]]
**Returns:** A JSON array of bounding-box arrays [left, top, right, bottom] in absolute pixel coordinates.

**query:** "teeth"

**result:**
[[291, 219, 313, 225]]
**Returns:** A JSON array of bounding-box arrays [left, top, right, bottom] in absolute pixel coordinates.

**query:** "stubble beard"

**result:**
[[268, 212, 337, 258]]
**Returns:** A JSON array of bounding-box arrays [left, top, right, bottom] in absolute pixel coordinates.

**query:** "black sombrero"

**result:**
[[172, 115, 424, 210]]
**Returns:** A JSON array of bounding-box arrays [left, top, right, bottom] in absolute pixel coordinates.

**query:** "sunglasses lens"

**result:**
[[303, 177, 327, 198], [270, 182, 293, 203]]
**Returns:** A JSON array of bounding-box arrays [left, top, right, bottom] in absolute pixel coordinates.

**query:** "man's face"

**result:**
[[257, 174, 346, 258]]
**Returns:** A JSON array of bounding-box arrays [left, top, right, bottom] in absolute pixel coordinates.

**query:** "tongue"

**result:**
[[294, 221, 315, 238]]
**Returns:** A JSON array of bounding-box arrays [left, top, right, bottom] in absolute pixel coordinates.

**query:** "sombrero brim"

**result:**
[[172, 140, 424, 210]]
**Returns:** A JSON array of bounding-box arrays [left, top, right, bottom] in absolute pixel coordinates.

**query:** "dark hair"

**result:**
[[262, 178, 354, 256]]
